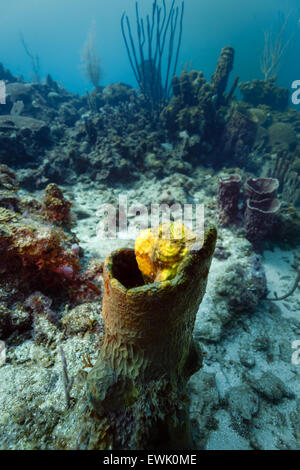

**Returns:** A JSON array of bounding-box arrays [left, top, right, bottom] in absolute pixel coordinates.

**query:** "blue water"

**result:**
[[1, 0, 300, 94]]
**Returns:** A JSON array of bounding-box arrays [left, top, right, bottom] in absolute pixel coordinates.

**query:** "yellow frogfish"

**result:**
[[134, 221, 197, 283]]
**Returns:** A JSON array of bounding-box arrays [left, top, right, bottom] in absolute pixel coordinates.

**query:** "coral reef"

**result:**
[[216, 108, 257, 167], [271, 203, 300, 246], [1, 57, 294, 193], [160, 47, 237, 166], [160, 69, 217, 138], [0, 63, 17, 83], [0, 166, 100, 314], [0, 163, 20, 210], [43, 183, 72, 225], [0, 56, 295, 192], [121, 0, 184, 112], [0, 114, 50, 166], [268, 122, 297, 152], [239, 78, 289, 111], [211, 46, 235, 106], [265, 151, 300, 207], [0, 207, 80, 292]]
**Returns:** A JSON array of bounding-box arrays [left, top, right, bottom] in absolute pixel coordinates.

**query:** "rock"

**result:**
[[249, 107, 269, 126], [5, 82, 32, 105], [214, 256, 267, 315], [9, 303, 31, 332], [197, 256, 267, 343], [216, 108, 257, 167], [227, 385, 259, 435], [252, 334, 270, 352], [0, 115, 49, 137], [160, 48, 236, 165], [0, 302, 31, 338], [239, 78, 289, 111], [0, 303, 11, 338], [273, 203, 300, 246], [211, 46, 235, 106], [189, 371, 220, 449], [33, 314, 58, 346], [102, 83, 137, 105], [0, 115, 50, 166], [58, 103, 79, 126], [246, 372, 295, 403], [268, 122, 297, 151], [239, 349, 256, 368], [61, 302, 103, 335], [0, 63, 18, 83]]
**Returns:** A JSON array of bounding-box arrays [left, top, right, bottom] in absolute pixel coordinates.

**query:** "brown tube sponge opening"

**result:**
[[111, 249, 144, 289], [244, 177, 279, 201]]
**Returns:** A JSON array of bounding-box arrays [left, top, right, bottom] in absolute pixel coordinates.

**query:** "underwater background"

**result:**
[[0, 0, 300, 452], [1, 0, 300, 94]]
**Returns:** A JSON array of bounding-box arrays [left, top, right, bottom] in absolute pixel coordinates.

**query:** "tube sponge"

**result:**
[[86, 223, 217, 449]]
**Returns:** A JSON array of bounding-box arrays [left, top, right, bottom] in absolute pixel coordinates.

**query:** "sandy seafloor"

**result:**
[[0, 177, 299, 450]]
